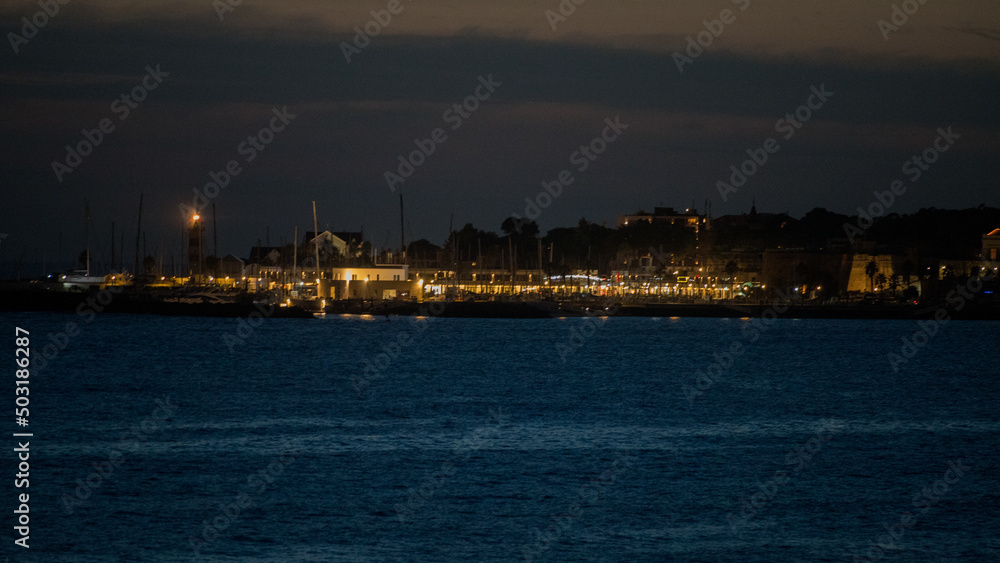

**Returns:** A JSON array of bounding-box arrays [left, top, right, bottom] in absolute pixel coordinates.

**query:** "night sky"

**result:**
[[2, 0, 999, 271]]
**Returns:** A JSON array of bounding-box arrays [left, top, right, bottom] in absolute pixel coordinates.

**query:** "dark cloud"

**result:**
[[1, 9, 998, 273]]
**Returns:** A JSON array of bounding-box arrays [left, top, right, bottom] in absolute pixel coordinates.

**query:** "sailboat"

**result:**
[[60, 200, 108, 290]]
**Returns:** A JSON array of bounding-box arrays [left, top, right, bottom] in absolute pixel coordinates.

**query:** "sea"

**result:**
[[1, 311, 998, 562]]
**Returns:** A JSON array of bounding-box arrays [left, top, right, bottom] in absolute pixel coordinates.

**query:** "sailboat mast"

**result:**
[[508, 235, 514, 295], [448, 214, 454, 291], [399, 193, 406, 264], [212, 202, 218, 277], [84, 199, 90, 276], [134, 193, 143, 275], [312, 201, 320, 282]]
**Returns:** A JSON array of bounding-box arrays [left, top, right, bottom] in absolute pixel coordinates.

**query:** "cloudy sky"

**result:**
[[2, 0, 999, 270]]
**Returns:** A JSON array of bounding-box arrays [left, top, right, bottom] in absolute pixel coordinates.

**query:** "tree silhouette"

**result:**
[[889, 274, 901, 295], [865, 261, 879, 291], [501, 217, 538, 239], [941, 265, 955, 282], [724, 260, 739, 278], [875, 273, 888, 292], [900, 260, 915, 288]]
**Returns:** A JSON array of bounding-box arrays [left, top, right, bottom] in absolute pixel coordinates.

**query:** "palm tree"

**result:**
[[889, 274, 901, 296], [875, 273, 888, 292], [865, 260, 879, 291]]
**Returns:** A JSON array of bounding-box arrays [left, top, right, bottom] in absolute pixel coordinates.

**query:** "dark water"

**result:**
[[2, 311, 998, 562]]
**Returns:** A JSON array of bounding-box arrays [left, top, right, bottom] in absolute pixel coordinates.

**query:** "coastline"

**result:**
[[2, 287, 998, 320]]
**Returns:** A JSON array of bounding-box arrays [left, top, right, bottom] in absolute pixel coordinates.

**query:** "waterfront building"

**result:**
[[306, 230, 364, 261], [984, 228, 1000, 261], [616, 206, 711, 231]]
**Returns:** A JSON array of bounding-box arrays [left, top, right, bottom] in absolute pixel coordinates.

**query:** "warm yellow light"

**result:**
[[192, 214, 200, 221]]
